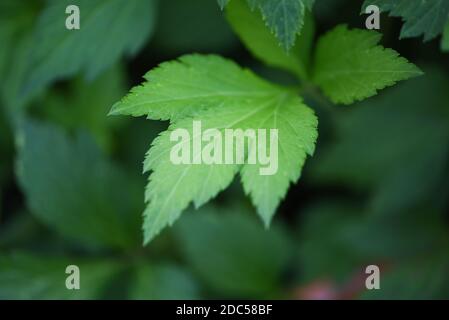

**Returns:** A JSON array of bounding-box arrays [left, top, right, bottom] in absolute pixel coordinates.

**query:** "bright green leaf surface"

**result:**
[[113, 55, 317, 243], [110, 54, 278, 121], [313, 25, 422, 104]]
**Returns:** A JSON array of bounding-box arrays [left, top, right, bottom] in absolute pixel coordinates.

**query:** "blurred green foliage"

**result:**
[[1, 0, 449, 300]]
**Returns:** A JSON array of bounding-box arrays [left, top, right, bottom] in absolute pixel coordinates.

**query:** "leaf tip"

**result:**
[[108, 102, 122, 116]]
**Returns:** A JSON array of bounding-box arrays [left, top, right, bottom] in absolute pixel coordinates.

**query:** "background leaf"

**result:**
[[0, 0, 40, 112], [16, 119, 142, 250], [24, 0, 156, 96], [128, 263, 199, 299], [38, 65, 127, 151], [0, 252, 120, 299], [175, 205, 292, 298], [362, 0, 449, 42]]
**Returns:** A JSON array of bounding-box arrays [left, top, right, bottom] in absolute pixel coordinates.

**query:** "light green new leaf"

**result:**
[[110, 54, 278, 121], [16, 119, 142, 250], [24, 0, 156, 95], [225, 0, 315, 79], [362, 0, 449, 42], [111, 55, 317, 243], [313, 25, 422, 105], [219, 0, 315, 51]]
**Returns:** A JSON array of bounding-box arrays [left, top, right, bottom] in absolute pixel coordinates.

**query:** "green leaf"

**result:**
[[16, 119, 142, 250], [220, 0, 315, 51], [0, 252, 120, 299], [175, 205, 292, 298], [112, 55, 317, 243], [225, 0, 315, 79], [362, 0, 449, 42], [110, 54, 278, 121], [313, 25, 422, 105], [129, 263, 199, 299], [24, 0, 156, 95]]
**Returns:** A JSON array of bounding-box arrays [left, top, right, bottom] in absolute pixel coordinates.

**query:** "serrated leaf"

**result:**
[[110, 54, 279, 121], [255, 0, 313, 51], [16, 119, 142, 249], [225, 0, 315, 79], [313, 25, 422, 105], [219, 0, 315, 51], [362, 0, 449, 42], [24, 0, 156, 95], [111, 54, 317, 243], [175, 205, 292, 298]]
